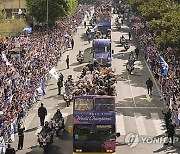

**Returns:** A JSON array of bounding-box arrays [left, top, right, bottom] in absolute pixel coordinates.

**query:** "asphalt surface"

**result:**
[[10, 13, 180, 154]]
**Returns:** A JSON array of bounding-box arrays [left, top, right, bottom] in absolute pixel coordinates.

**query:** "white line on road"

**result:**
[[45, 113, 53, 121], [62, 113, 69, 117], [151, 113, 165, 136], [127, 75, 137, 107], [24, 113, 36, 130], [116, 114, 126, 135], [134, 113, 147, 135], [116, 106, 166, 109], [35, 126, 42, 135]]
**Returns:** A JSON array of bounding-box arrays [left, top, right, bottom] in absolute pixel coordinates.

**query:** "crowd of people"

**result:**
[[71, 61, 117, 96], [128, 8, 180, 127], [0, 4, 91, 144]]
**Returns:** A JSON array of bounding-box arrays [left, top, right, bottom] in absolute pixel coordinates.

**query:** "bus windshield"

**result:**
[[98, 26, 108, 34], [74, 98, 93, 111], [94, 46, 110, 53], [74, 125, 115, 141], [95, 98, 115, 111]]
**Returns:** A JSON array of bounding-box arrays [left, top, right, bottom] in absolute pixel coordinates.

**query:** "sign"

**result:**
[[73, 112, 115, 124]]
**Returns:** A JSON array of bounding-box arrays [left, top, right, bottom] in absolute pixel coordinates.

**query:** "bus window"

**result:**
[[95, 98, 115, 111], [74, 125, 94, 141], [74, 98, 93, 111]]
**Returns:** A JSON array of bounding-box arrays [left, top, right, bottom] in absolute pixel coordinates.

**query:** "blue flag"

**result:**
[[5, 95, 13, 103], [40, 81, 46, 96], [159, 56, 169, 76]]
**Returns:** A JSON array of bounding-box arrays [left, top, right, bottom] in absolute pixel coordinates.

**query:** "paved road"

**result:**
[[11, 14, 180, 154]]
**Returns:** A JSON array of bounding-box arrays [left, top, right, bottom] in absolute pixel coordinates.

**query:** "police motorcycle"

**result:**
[[77, 50, 84, 64], [51, 109, 65, 137], [37, 121, 53, 152], [63, 75, 74, 107], [115, 17, 121, 30], [124, 43, 130, 51], [119, 35, 126, 45], [126, 52, 136, 74]]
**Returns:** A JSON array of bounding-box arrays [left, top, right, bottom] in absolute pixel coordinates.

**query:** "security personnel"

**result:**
[[66, 55, 70, 69], [38, 103, 47, 126], [17, 119, 25, 150], [5, 144, 16, 154]]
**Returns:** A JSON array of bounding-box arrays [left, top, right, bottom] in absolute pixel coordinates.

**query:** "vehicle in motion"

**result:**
[[72, 95, 120, 153], [92, 39, 113, 67], [37, 126, 53, 152], [95, 20, 111, 36]]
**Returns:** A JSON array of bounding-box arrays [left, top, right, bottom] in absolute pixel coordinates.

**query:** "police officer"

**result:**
[[5, 144, 16, 154], [57, 73, 64, 95], [66, 55, 70, 69], [145, 78, 153, 95], [135, 47, 139, 59], [71, 38, 74, 49], [162, 109, 172, 132], [17, 119, 25, 150], [38, 103, 47, 126], [53, 109, 64, 126], [164, 120, 176, 146]]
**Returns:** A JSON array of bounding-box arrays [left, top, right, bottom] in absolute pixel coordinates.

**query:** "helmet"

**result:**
[[57, 109, 60, 113], [45, 121, 49, 126]]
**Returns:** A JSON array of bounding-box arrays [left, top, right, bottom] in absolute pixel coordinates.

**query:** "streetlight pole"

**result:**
[[47, 0, 49, 34]]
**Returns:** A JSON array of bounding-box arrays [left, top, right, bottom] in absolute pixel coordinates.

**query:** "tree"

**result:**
[[66, 0, 78, 15], [26, 0, 78, 27]]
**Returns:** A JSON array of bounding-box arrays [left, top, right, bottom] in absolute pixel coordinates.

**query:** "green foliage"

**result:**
[[26, 0, 75, 26], [66, 0, 78, 15], [128, 0, 180, 52], [0, 19, 26, 37], [0, 12, 5, 21]]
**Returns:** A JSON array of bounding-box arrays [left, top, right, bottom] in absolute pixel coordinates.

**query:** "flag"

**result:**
[[40, 81, 46, 96], [159, 56, 169, 76], [5, 95, 13, 103], [49, 67, 59, 80], [36, 81, 46, 96], [10, 123, 15, 142], [2, 53, 12, 66], [23, 26, 32, 34]]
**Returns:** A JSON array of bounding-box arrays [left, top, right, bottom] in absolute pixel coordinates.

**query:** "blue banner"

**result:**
[[159, 56, 169, 76]]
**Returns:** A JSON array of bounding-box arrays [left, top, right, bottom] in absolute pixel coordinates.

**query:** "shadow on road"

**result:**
[[25, 127, 39, 133]]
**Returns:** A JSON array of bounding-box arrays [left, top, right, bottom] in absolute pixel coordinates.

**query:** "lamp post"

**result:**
[[47, 0, 49, 34]]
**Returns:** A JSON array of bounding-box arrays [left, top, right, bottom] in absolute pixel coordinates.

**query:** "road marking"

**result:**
[[116, 114, 126, 135], [134, 113, 147, 135], [127, 75, 137, 107], [24, 113, 36, 130], [35, 126, 42, 135], [45, 113, 53, 122], [116, 106, 166, 109], [151, 113, 165, 135], [62, 113, 69, 117]]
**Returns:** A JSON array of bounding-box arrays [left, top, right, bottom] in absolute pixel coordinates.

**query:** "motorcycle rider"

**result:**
[[77, 50, 83, 58], [129, 51, 136, 62], [53, 109, 65, 129], [53, 109, 64, 123], [40, 121, 53, 143], [86, 27, 91, 36], [65, 75, 73, 88]]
